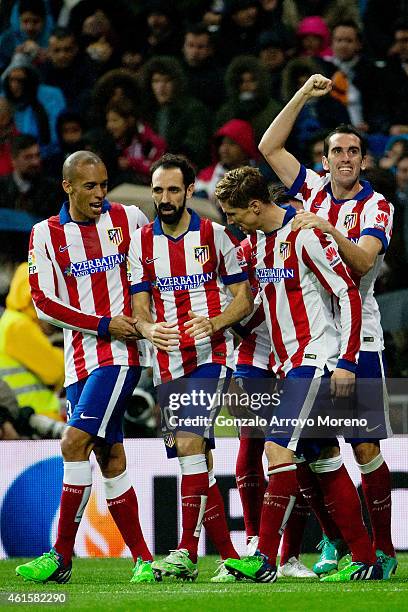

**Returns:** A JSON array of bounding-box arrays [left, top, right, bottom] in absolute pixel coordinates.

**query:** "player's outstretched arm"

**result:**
[[258, 74, 332, 188], [132, 292, 180, 352], [185, 280, 253, 340]]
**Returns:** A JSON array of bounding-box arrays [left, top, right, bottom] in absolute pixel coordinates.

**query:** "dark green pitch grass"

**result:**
[[0, 554, 407, 612]]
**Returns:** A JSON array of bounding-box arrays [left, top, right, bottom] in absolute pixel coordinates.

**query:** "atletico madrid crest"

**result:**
[[194, 245, 210, 265], [107, 227, 123, 246], [279, 241, 291, 261], [343, 213, 357, 230]]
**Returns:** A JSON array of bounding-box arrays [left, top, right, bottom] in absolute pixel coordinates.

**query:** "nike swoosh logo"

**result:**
[[365, 424, 381, 432], [59, 244, 71, 253], [145, 257, 159, 264], [373, 494, 391, 505], [80, 414, 99, 420], [269, 430, 289, 434]]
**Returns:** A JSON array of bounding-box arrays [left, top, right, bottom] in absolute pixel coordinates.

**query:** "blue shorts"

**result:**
[[345, 350, 392, 445], [232, 364, 275, 438], [66, 365, 142, 445], [158, 363, 232, 458], [265, 366, 333, 455]]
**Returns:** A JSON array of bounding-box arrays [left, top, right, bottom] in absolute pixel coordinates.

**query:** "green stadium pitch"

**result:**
[[1, 554, 407, 611]]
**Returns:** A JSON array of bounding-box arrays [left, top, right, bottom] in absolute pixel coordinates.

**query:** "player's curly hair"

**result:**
[[214, 166, 270, 209]]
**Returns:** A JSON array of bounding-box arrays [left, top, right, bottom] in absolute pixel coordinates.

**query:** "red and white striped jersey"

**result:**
[[129, 209, 248, 384], [29, 200, 149, 386], [235, 236, 271, 370], [288, 166, 394, 352], [250, 206, 362, 377]]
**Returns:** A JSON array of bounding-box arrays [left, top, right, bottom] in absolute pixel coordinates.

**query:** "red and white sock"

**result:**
[[296, 461, 342, 541], [54, 461, 92, 565], [103, 470, 152, 562], [279, 485, 310, 565], [177, 454, 209, 563], [235, 435, 265, 540], [358, 453, 395, 557], [258, 463, 297, 566], [203, 470, 239, 560], [311, 456, 376, 565]]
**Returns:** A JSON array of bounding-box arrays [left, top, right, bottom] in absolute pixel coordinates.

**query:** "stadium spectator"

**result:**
[[139, 1, 183, 59], [44, 111, 86, 178], [384, 20, 408, 136], [256, 28, 295, 101], [87, 68, 141, 129], [141, 56, 212, 170], [363, 0, 408, 61], [326, 20, 388, 134], [181, 22, 226, 112], [217, 0, 261, 64], [282, 0, 360, 31], [195, 118, 259, 202], [79, 8, 120, 74], [105, 98, 167, 185], [215, 167, 380, 583], [215, 55, 282, 143], [130, 153, 253, 582], [16, 150, 158, 585], [0, 0, 50, 70], [38, 26, 97, 114], [0, 133, 61, 218], [0, 262, 64, 421], [295, 15, 333, 59], [1, 54, 66, 159], [0, 96, 19, 177], [81, 127, 122, 189], [260, 73, 397, 579], [379, 137, 408, 172]]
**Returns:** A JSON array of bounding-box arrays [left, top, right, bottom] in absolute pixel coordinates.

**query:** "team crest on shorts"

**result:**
[[194, 245, 210, 265], [343, 213, 357, 230], [107, 227, 123, 246], [279, 241, 291, 261], [164, 432, 176, 448]]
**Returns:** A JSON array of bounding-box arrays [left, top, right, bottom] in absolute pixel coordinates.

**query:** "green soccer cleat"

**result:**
[[130, 558, 161, 583], [16, 549, 71, 584], [151, 549, 198, 581], [210, 561, 237, 583], [376, 550, 398, 580], [224, 552, 277, 583], [313, 535, 348, 576], [320, 560, 383, 582]]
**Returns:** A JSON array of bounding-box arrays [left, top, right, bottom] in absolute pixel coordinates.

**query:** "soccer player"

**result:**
[[129, 153, 253, 581], [257, 73, 397, 580], [16, 151, 157, 584], [215, 167, 383, 583], [234, 231, 315, 578]]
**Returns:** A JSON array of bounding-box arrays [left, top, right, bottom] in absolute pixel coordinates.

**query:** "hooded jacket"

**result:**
[[1, 54, 66, 158], [0, 263, 64, 419], [195, 119, 258, 199], [215, 55, 282, 142]]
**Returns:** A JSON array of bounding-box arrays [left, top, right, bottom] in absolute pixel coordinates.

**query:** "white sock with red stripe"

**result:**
[[103, 470, 153, 562], [177, 454, 209, 563], [54, 461, 92, 565]]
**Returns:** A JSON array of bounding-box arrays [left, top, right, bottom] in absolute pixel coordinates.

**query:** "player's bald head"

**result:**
[[62, 150, 105, 182]]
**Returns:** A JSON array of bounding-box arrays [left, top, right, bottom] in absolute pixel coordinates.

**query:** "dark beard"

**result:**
[[156, 196, 186, 225]]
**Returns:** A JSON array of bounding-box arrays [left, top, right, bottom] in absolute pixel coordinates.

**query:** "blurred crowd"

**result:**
[[1, 0, 408, 438]]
